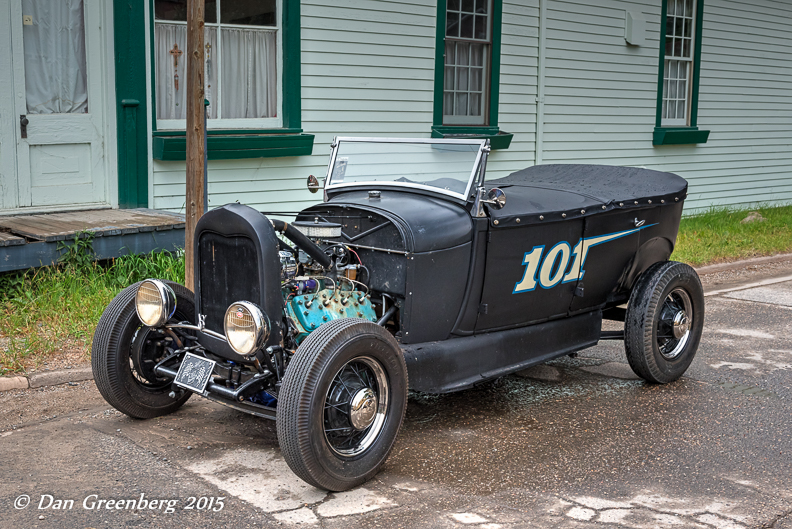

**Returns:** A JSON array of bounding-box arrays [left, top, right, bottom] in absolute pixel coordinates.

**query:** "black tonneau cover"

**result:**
[[485, 164, 688, 227]]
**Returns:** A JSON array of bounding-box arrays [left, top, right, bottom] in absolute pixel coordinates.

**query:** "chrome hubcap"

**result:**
[[349, 388, 378, 430], [657, 288, 693, 360], [672, 310, 689, 339], [323, 356, 389, 457]]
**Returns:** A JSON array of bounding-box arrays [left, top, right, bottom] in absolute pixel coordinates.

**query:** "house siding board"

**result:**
[[540, 0, 792, 211], [152, 0, 792, 215], [486, 0, 539, 180]]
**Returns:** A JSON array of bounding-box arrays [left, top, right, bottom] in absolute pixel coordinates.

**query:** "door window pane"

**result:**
[[22, 0, 88, 114]]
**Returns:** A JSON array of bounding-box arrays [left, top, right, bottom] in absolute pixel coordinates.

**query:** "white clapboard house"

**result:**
[[1, 0, 790, 232]]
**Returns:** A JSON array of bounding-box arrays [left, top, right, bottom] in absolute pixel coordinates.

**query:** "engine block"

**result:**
[[285, 288, 377, 343]]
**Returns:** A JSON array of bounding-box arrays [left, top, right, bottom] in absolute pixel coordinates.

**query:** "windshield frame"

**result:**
[[324, 137, 488, 202]]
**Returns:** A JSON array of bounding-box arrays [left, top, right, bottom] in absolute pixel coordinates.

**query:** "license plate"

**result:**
[[174, 353, 216, 394]]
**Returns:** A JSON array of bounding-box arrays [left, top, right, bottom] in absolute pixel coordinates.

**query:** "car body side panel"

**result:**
[[403, 310, 601, 393], [475, 219, 585, 332], [399, 242, 472, 344], [567, 204, 682, 313]]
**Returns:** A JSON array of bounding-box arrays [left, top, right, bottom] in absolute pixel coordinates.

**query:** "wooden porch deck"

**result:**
[[0, 209, 185, 272]]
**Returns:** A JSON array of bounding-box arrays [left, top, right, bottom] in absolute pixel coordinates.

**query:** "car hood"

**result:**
[[324, 190, 473, 253]]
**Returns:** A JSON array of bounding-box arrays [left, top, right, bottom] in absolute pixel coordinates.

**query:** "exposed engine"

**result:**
[[279, 219, 379, 348]]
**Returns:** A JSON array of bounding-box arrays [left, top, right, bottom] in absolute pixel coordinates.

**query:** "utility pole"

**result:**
[[184, 0, 205, 290]]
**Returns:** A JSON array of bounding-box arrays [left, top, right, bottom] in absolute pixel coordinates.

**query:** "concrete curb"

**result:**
[[695, 252, 792, 275], [0, 367, 92, 393]]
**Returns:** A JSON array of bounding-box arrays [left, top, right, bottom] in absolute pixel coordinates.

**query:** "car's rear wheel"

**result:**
[[92, 280, 194, 419], [624, 261, 704, 383], [277, 318, 408, 491]]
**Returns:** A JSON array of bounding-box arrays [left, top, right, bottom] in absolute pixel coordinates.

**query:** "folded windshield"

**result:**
[[325, 138, 486, 200]]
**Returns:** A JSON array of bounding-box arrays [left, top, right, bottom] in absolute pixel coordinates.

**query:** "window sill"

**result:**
[[431, 126, 514, 150], [152, 129, 315, 161], [653, 127, 710, 146]]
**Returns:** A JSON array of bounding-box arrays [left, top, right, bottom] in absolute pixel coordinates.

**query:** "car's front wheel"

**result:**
[[91, 280, 194, 419], [624, 261, 704, 383], [277, 318, 408, 491]]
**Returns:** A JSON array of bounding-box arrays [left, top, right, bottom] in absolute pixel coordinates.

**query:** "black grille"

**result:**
[[198, 232, 261, 332]]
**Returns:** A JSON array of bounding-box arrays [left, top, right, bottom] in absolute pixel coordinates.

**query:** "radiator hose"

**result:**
[[270, 219, 332, 269]]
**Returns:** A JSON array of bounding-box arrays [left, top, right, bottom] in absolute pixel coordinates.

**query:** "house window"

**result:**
[[443, 0, 491, 125], [661, 0, 695, 126], [154, 0, 280, 129], [653, 0, 709, 145]]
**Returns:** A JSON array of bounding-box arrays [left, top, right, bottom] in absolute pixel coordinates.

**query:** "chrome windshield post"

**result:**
[[473, 141, 492, 217]]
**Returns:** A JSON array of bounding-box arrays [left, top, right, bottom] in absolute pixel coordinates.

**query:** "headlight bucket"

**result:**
[[224, 301, 270, 356], [135, 279, 177, 327]]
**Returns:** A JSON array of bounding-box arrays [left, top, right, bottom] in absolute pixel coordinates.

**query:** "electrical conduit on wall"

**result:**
[[535, 0, 547, 166]]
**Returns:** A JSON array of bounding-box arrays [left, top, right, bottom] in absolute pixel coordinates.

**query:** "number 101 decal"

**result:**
[[513, 225, 655, 293]]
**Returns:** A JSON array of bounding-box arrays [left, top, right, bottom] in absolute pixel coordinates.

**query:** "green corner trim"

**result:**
[[433, 0, 503, 128], [115, 0, 149, 208], [654, 0, 706, 135], [431, 126, 513, 150], [152, 133, 315, 161], [653, 127, 710, 145]]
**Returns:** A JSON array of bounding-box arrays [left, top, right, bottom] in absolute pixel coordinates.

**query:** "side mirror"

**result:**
[[307, 174, 320, 194], [486, 188, 506, 210]]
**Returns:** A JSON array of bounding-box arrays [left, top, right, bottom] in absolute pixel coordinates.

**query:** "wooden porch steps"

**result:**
[[0, 209, 185, 243], [0, 208, 185, 272]]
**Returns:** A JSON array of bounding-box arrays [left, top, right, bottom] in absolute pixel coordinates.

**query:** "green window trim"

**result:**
[[653, 127, 709, 146], [432, 0, 512, 149], [152, 131, 314, 161], [431, 126, 513, 150], [653, 0, 709, 146], [149, 0, 312, 159]]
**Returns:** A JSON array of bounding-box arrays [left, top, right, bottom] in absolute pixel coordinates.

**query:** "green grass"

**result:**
[[0, 245, 184, 376], [673, 205, 792, 266]]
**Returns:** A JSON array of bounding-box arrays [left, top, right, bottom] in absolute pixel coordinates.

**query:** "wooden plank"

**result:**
[[0, 209, 187, 243], [0, 232, 25, 247]]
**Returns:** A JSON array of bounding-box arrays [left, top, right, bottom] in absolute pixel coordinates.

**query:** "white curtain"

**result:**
[[221, 28, 277, 119], [155, 24, 218, 120], [22, 0, 88, 114]]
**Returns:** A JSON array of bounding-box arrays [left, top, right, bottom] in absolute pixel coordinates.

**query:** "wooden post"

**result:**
[[184, 0, 205, 291]]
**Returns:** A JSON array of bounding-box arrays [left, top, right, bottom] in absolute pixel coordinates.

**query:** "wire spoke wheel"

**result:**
[[277, 318, 408, 491], [656, 288, 693, 360], [323, 356, 389, 457]]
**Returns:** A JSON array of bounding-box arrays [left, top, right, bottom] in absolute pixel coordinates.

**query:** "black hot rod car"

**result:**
[[92, 137, 704, 491]]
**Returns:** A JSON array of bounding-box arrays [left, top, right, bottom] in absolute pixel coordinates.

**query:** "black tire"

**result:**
[[91, 280, 195, 419], [625, 261, 704, 383], [277, 318, 408, 491]]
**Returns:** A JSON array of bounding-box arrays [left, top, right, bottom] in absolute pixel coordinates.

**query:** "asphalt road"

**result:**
[[2, 270, 792, 528]]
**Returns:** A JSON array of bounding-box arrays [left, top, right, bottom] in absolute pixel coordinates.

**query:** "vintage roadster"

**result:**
[[92, 137, 704, 491]]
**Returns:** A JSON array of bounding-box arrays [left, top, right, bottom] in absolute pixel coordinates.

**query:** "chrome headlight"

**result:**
[[224, 301, 270, 356], [135, 279, 176, 327]]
